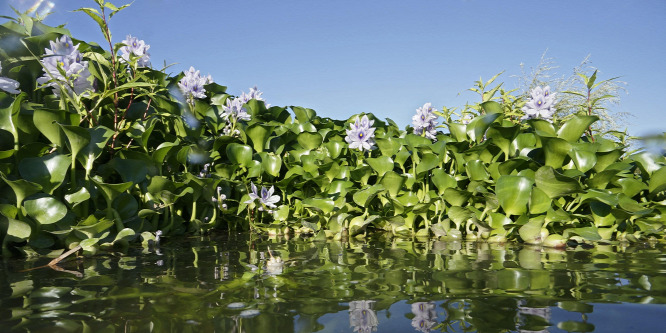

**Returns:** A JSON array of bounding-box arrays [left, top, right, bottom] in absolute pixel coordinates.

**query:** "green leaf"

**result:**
[[448, 122, 467, 141], [569, 145, 597, 173], [24, 194, 67, 225], [352, 185, 384, 207], [540, 136, 572, 169], [466, 112, 501, 142], [465, 160, 489, 181], [18, 153, 71, 195], [480, 101, 503, 114], [380, 171, 405, 197], [529, 187, 551, 215], [226, 143, 253, 168], [496, 175, 533, 216], [375, 137, 402, 157], [324, 141, 344, 159], [64, 187, 90, 207], [486, 124, 519, 157], [33, 109, 78, 147], [415, 153, 440, 176], [649, 166, 666, 195], [557, 115, 598, 143], [367, 156, 394, 177], [297, 132, 323, 150], [246, 123, 274, 152], [0, 172, 42, 207], [78, 126, 114, 174], [291, 106, 316, 123], [405, 134, 432, 149], [303, 197, 335, 214], [519, 217, 546, 245], [535, 166, 582, 198], [58, 124, 91, 160], [1, 216, 31, 240], [259, 152, 282, 177], [431, 169, 456, 195]]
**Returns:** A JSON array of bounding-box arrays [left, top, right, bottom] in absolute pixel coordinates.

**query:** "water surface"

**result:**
[[1, 233, 665, 332]]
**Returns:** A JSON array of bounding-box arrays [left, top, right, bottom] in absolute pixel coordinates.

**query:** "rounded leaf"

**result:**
[[24, 194, 67, 224], [226, 143, 253, 167], [497, 175, 533, 216], [18, 153, 71, 194]]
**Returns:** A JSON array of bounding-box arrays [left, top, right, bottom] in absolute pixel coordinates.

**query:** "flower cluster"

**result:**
[[178, 66, 213, 103], [221, 98, 252, 136], [521, 85, 557, 121], [0, 60, 20, 94], [345, 115, 376, 152], [36, 35, 93, 96], [245, 182, 280, 213], [412, 102, 439, 141], [239, 85, 269, 107], [119, 34, 151, 67]]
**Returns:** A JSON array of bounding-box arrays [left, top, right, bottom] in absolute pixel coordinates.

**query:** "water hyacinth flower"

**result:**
[[345, 115, 376, 152], [0, 61, 20, 94], [245, 182, 280, 209], [37, 35, 93, 96], [119, 34, 151, 67], [521, 85, 557, 121], [412, 102, 439, 141], [239, 86, 270, 107], [178, 66, 213, 102]]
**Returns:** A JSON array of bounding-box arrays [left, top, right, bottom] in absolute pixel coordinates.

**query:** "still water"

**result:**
[[1, 233, 665, 332]]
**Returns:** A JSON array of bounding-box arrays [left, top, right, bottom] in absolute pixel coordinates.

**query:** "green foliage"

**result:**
[[0, 2, 664, 256]]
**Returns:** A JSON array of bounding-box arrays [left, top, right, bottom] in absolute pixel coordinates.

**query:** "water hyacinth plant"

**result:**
[[0, 0, 664, 257]]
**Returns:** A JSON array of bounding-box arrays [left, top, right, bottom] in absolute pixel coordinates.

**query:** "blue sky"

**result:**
[[2, 0, 665, 138]]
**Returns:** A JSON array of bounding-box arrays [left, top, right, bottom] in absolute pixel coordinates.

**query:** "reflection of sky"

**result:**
[[2, 0, 665, 138]]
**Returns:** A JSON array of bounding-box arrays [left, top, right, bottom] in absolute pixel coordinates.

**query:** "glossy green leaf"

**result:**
[[297, 132, 323, 151], [569, 145, 597, 173], [303, 197, 335, 214], [79, 126, 114, 174], [649, 166, 666, 195], [496, 175, 533, 216], [33, 109, 78, 147], [535, 166, 582, 198], [366, 156, 394, 177], [226, 143, 253, 167], [375, 137, 402, 157], [465, 160, 489, 181], [58, 124, 90, 158], [259, 152, 282, 177], [557, 115, 598, 143], [486, 124, 519, 158], [353, 185, 384, 207], [480, 101, 503, 114], [415, 153, 440, 176], [529, 187, 551, 215], [448, 123, 467, 141], [540, 136, 571, 169], [324, 141, 344, 159], [24, 194, 67, 224], [466, 112, 501, 142], [519, 217, 546, 245], [18, 153, 71, 194], [292, 106, 316, 123], [380, 171, 405, 197], [0, 172, 42, 207], [246, 123, 274, 152], [431, 168, 456, 195]]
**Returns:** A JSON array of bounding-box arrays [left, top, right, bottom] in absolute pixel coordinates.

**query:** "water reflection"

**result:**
[[1, 234, 665, 332]]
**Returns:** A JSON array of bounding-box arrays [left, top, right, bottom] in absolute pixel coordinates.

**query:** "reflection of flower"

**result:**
[[265, 249, 284, 276], [349, 300, 378, 333], [37, 35, 93, 96], [245, 182, 280, 209], [345, 115, 376, 151], [119, 34, 151, 67], [411, 302, 437, 332], [412, 103, 439, 141], [522, 86, 557, 121], [0, 61, 20, 94]]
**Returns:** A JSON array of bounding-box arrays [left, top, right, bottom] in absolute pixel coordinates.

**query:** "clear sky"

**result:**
[[2, 0, 665, 138]]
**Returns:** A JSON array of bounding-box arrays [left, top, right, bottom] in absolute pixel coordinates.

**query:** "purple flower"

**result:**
[[522, 85, 557, 121], [37, 35, 93, 96], [345, 115, 376, 151], [178, 66, 211, 102], [239, 86, 270, 107], [222, 98, 251, 122], [245, 182, 280, 208], [119, 35, 151, 67], [0, 61, 20, 94], [412, 103, 439, 141]]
